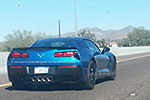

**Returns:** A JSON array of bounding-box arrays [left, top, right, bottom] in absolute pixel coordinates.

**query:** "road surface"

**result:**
[[0, 53, 150, 100]]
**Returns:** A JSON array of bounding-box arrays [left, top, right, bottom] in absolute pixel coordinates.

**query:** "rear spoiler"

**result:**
[[12, 47, 77, 51]]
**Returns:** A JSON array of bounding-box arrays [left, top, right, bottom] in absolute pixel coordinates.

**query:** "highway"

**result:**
[[0, 53, 150, 100]]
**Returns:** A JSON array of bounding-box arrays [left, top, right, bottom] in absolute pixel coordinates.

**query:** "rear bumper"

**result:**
[[8, 65, 84, 84]]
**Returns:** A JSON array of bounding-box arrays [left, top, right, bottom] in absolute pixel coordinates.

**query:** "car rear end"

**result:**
[[7, 38, 84, 85]]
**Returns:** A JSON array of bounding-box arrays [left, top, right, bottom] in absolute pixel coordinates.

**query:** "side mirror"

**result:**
[[102, 47, 110, 54]]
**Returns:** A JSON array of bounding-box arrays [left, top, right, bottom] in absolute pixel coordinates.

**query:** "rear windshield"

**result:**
[[31, 39, 75, 48]]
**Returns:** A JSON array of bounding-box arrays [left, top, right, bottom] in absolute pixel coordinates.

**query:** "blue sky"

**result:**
[[0, 0, 150, 42]]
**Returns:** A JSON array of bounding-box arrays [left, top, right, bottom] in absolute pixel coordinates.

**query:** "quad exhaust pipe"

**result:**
[[31, 76, 53, 82]]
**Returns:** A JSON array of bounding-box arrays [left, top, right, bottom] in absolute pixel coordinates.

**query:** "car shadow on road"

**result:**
[[5, 78, 111, 91]]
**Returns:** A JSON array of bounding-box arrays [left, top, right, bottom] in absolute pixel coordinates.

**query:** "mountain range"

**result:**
[[60, 26, 135, 40]]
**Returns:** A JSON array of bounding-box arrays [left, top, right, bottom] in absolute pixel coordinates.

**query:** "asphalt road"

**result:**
[[0, 53, 150, 100]]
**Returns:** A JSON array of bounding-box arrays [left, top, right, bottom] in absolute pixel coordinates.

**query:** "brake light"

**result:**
[[59, 65, 77, 68], [64, 51, 77, 57], [10, 66, 23, 68], [11, 52, 21, 58], [22, 53, 29, 58], [11, 52, 29, 58], [54, 52, 63, 57], [54, 51, 77, 57]]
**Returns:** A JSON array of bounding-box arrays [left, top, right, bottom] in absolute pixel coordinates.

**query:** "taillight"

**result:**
[[59, 65, 77, 68], [22, 53, 29, 58], [10, 66, 23, 68], [11, 52, 29, 58], [64, 51, 77, 57], [54, 51, 77, 57], [54, 52, 63, 57], [11, 52, 21, 58]]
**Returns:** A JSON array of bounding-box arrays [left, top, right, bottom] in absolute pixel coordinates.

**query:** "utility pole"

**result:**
[[17, 2, 22, 30], [74, 0, 78, 37], [58, 20, 61, 38]]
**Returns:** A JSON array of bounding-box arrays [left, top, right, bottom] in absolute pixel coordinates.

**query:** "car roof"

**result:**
[[39, 37, 91, 42]]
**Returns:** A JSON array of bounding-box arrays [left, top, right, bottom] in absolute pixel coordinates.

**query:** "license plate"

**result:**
[[34, 67, 49, 74]]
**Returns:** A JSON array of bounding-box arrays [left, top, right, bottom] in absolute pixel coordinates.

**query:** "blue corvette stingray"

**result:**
[[7, 37, 116, 90]]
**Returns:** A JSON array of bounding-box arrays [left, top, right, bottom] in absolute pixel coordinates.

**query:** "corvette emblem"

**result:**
[[37, 53, 45, 58]]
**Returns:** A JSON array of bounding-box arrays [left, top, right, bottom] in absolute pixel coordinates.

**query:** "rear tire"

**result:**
[[85, 60, 96, 90], [109, 60, 116, 80], [109, 71, 116, 80]]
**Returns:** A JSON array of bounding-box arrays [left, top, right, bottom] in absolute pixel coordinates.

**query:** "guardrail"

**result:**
[[1, 46, 150, 74], [0, 52, 9, 74], [110, 46, 150, 56]]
